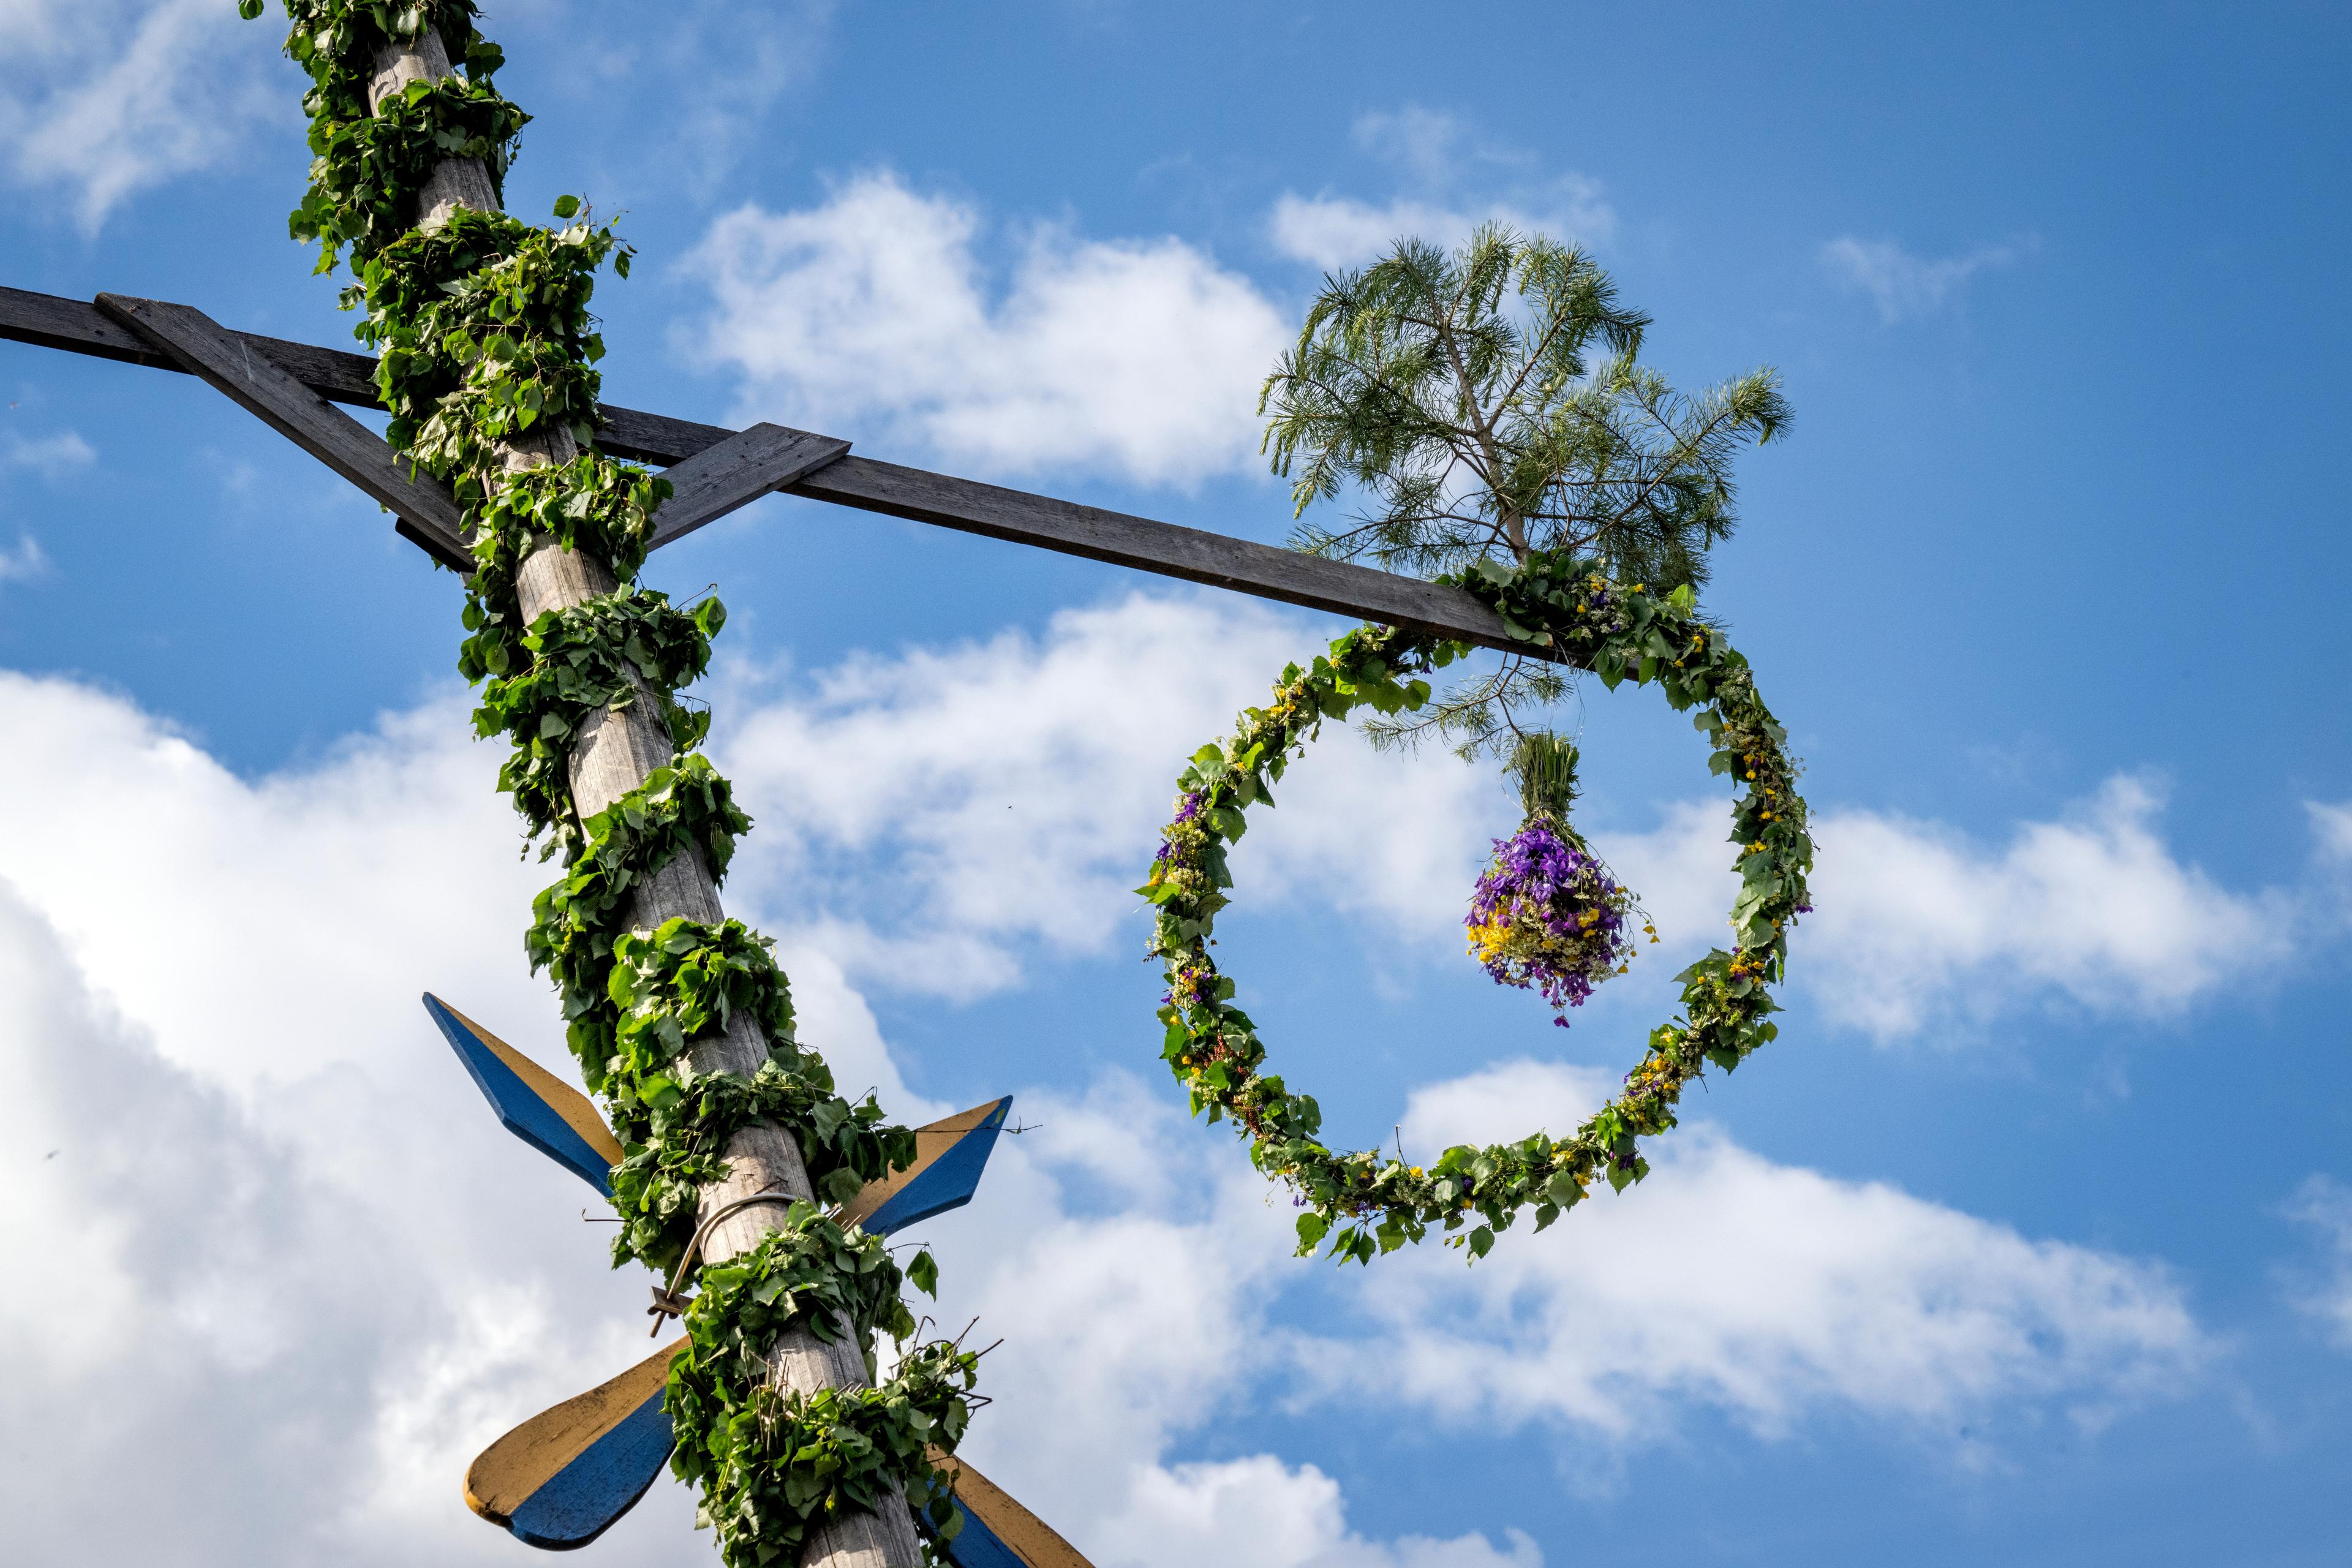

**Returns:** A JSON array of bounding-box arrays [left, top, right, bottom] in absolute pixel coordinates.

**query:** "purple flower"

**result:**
[[1464, 816, 1635, 1027]]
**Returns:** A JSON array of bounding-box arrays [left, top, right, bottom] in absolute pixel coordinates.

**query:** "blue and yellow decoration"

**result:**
[[464, 1340, 684, 1550], [462, 1348, 1095, 1564], [924, 1450, 1097, 1568], [423, 994, 624, 1195], [423, 995, 1058, 1556], [838, 1095, 1013, 1235]]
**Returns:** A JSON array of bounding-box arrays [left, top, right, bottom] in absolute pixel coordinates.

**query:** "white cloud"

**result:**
[[2310, 800, 2352, 871], [1819, 234, 2038, 323], [710, 598, 2337, 1047], [0, 0, 279, 228], [1803, 776, 2307, 1039], [1094, 1456, 1539, 1568], [0, 673, 543, 1093], [0, 876, 666, 1564], [2311, 800, 2352, 933], [2283, 1176, 2352, 1346], [0, 532, 47, 583], [1326, 1061, 2206, 1447], [1268, 190, 1616, 275], [0, 646, 2228, 1565], [680, 172, 1290, 485], [710, 590, 1504, 998], [4, 427, 97, 476], [1268, 108, 1616, 272], [613, 0, 837, 195]]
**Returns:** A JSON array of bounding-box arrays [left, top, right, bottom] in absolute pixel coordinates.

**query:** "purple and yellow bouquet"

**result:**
[[1464, 735, 1643, 1026]]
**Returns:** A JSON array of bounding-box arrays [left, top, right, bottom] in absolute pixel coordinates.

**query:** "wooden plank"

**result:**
[[645, 422, 851, 549], [0, 285, 179, 370], [0, 285, 701, 465], [925, 1451, 1098, 1568], [837, 1098, 1013, 1235], [93, 293, 474, 571], [595, 402, 731, 467], [418, 991, 1016, 1234], [423, 994, 626, 1196], [785, 455, 1521, 649], [12, 285, 1530, 650], [465, 1338, 685, 1550]]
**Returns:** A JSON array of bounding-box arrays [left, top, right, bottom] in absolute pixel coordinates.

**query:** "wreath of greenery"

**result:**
[[1139, 553, 1812, 1265], [238, 3, 973, 1560]]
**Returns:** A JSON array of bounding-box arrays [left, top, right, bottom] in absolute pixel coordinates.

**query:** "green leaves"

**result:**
[[469, 586, 717, 849], [274, 8, 955, 1559], [1258, 227, 1789, 761], [290, 73, 529, 273], [668, 1331, 981, 1568], [1142, 552, 1811, 1269], [605, 1058, 912, 1273]]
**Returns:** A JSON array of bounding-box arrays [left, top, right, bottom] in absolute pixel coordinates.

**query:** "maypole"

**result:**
[[248, 5, 955, 1563]]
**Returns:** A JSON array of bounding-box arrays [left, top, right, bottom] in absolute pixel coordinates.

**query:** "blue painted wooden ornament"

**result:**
[[464, 1340, 683, 1551], [423, 995, 1042, 1555], [922, 1452, 1097, 1567], [423, 994, 624, 1195]]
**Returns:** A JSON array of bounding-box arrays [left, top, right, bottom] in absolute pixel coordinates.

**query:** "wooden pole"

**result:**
[[372, 31, 923, 1567]]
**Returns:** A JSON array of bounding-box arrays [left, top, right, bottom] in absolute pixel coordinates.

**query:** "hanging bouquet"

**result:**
[[1464, 734, 1644, 1025]]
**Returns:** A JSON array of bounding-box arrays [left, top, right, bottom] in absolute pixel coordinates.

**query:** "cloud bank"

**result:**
[[0, 627, 2235, 1564], [699, 596, 2340, 1045], [682, 172, 1289, 486], [2284, 1177, 2352, 1348]]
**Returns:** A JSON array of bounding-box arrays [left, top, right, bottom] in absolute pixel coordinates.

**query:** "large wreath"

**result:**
[[1139, 552, 1812, 1264]]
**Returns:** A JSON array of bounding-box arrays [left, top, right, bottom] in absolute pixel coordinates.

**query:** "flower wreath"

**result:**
[[1138, 551, 1813, 1264]]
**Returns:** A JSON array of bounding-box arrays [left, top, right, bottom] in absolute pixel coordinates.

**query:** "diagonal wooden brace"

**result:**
[[644, 422, 850, 551], [13, 285, 1529, 652], [94, 293, 475, 572]]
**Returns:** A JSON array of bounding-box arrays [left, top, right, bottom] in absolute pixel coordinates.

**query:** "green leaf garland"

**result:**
[[239, 3, 975, 1558], [1139, 552, 1812, 1265]]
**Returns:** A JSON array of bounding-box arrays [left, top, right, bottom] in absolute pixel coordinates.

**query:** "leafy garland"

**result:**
[[240, 2, 972, 1558], [1139, 552, 1812, 1264]]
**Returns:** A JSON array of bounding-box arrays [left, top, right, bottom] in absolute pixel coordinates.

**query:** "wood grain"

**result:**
[[785, 454, 1521, 649], [646, 423, 851, 550]]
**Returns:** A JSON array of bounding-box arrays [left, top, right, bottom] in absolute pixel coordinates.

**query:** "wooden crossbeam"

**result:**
[[647, 423, 852, 549], [4, 284, 1526, 652], [92, 293, 474, 570]]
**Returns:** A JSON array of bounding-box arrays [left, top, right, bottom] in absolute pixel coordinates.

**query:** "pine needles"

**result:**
[[1260, 225, 1789, 758]]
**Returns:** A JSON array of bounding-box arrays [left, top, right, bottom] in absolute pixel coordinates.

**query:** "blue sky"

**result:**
[[2, 3, 2347, 1565]]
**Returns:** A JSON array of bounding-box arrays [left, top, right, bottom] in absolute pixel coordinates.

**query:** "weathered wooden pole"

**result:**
[[370, 30, 922, 1567]]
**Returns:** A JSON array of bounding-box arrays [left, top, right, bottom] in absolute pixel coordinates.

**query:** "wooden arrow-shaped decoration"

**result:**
[[421, 994, 1012, 1227], [423, 995, 623, 1195], [466, 1338, 1094, 1564], [922, 1449, 1096, 1568], [423, 993, 1063, 1555], [466, 1339, 685, 1550]]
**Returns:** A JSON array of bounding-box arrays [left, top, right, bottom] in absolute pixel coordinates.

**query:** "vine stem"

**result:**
[[372, 29, 921, 1568]]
